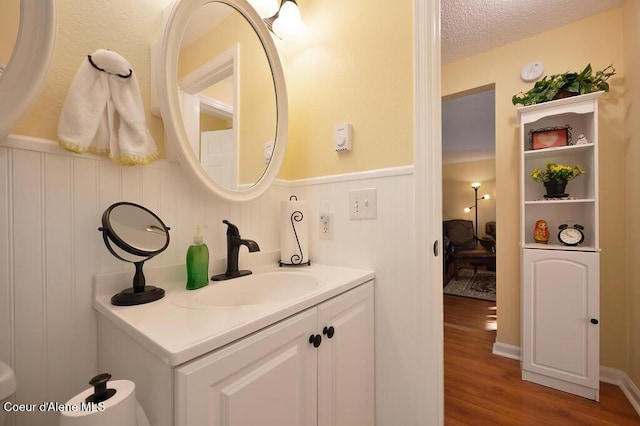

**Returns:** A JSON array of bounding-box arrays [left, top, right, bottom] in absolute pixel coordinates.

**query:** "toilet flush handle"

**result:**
[[86, 373, 117, 403]]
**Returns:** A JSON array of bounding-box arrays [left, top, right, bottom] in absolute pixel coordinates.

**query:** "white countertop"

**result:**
[[94, 262, 374, 366]]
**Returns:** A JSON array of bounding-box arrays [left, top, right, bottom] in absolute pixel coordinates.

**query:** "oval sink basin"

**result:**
[[172, 271, 319, 308]]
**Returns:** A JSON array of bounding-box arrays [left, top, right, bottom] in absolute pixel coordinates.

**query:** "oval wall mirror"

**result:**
[[99, 202, 171, 306], [0, 0, 56, 141], [158, 0, 288, 202]]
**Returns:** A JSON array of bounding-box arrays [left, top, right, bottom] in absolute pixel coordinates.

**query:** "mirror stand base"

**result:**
[[111, 286, 165, 306]]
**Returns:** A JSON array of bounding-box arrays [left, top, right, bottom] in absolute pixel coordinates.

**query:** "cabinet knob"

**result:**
[[590, 318, 599, 325], [322, 326, 335, 339], [309, 334, 322, 348]]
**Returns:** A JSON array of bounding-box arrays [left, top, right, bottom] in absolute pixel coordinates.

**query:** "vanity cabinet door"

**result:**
[[175, 308, 318, 426], [317, 282, 374, 426]]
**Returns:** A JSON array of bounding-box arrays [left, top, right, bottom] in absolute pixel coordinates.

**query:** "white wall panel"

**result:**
[[120, 165, 142, 203], [292, 172, 417, 426], [12, 149, 47, 425], [1, 136, 419, 426], [0, 147, 11, 365], [0, 138, 286, 426], [43, 154, 75, 407], [69, 157, 100, 400]]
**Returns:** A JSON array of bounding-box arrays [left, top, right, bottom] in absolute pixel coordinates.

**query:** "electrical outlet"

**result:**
[[349, 188, 377, 220], [320, 212, 333, 239]]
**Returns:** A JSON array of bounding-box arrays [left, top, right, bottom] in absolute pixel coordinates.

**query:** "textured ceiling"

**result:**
[[441, 0, 623, 164], [442, 0, 623, 64]]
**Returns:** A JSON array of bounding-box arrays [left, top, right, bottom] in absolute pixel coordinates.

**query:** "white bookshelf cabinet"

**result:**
[[518, 92, 602, 401]]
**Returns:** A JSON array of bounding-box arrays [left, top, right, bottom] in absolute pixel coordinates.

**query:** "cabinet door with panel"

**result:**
[[318, 282, 374, 426], [174, 308, 318, 426], [174, 282, 375, 426], [521, 248, 600, 400]]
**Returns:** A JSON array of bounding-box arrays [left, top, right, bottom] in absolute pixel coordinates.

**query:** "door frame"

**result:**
[[414, 0, 444, 423]]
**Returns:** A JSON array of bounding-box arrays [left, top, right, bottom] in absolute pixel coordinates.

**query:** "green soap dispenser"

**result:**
[[186, 226, 209, 290]]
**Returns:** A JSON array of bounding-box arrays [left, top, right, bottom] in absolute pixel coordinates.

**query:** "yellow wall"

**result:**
[[11, 0, 412, 180], [200, 113, 229, 133], [277, 0, 414, 180], [201, 80, 233, 105], [0, 0, 20, 67], [443, 159, 496, 233], [443, 8, 627, 370], [623, 0, 640, 387], [13, 0, 170, 154]]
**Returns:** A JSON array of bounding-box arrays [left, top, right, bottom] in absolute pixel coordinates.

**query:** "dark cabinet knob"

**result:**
[[309, 334, 322, 348], [322, 326, 335, 339], [590, 318, 599, 325]]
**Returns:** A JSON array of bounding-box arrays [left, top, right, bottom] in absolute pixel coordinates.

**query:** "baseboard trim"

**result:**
[[523, 369, 599, 401], [600, 366, 640, 416], [492, 341, 521, 360], [491, 343, 640, 416]]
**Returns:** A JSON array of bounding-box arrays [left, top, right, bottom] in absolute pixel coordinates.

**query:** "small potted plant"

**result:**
[[531, 161, 584, 198], [513, 64, 615, 106]]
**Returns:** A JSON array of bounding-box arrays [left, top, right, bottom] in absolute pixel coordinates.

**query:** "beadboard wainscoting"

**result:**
[[288, 167, 419, 426], [0, 136, 287, 426], [1, 135, 421, 426]]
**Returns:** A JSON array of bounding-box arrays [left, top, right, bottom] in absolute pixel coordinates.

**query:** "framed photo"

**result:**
[[529, 125, 572, 150]]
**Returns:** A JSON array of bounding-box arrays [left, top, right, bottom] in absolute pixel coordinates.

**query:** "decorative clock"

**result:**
[[558, 223, 585, 246]]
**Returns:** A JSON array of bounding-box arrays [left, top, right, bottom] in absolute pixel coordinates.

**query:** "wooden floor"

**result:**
[[444, 294, 640, 425]]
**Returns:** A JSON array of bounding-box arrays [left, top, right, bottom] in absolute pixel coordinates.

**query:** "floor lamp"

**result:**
[[464, 182, 491, 238]]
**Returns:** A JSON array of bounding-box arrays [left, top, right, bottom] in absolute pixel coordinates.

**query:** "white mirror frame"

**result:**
[[158, 0, 288, 202], [0, 0, 56, 141]]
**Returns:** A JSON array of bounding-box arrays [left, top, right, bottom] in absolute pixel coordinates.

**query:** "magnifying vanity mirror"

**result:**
[[99, 202, 171, 306], [157, 0, 288, 202], [0, 0, 56, 141]]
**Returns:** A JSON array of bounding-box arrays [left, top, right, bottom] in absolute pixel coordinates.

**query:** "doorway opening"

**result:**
[[441, 85, 497, 332]]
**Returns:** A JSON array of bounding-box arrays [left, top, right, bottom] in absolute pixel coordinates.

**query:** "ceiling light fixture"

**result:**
[[247, 0, 279, 19], [264, 0, 307, 40]]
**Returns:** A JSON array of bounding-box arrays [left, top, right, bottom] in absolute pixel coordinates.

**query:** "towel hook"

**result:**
[[88, 55, 132, 79]]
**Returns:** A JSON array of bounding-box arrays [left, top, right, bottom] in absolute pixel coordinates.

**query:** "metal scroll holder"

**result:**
[[279, 195, 311, 267]]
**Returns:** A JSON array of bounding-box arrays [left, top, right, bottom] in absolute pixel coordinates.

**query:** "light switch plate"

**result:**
[[349, 188, 377, 220]]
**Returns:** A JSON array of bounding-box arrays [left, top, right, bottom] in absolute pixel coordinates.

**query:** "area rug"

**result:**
[[444, 269, 496, 302]]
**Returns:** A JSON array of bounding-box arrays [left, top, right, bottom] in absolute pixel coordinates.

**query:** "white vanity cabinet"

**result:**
[[174, 281, 374, 426], [96, 269, 375, 426], [518, 92, 602, 400]]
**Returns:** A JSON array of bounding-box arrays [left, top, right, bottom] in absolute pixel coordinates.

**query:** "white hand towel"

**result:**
[[58, 49, 159, 165]]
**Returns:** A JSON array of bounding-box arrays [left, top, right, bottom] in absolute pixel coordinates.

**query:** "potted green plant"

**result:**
[[512, 64, 615, 106], [531, 161, 584, 198]]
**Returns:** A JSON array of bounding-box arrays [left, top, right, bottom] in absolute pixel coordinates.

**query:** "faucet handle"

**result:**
[[222, 220, 241, 237]]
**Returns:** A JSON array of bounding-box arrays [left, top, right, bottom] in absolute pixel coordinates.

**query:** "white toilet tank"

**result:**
[[0, 361, 16, 426]]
